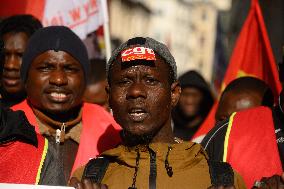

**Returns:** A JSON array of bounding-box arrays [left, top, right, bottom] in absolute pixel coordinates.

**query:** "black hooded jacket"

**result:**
[[172, 70, 214, 140]]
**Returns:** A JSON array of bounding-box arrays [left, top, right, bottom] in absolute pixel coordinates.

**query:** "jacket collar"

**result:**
[[0, 108, 37, 147]]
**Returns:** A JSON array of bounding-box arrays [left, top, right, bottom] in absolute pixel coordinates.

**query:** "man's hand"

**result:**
[[207, 186, 235, 189], [252, 173, 284, 189], [70, 177, 108, 189]]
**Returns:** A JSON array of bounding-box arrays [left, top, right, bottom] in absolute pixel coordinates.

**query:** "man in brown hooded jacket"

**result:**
[[70, 37, 246, 189]]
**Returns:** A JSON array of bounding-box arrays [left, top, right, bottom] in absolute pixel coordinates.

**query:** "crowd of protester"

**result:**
[[0, 14, 283, 189]]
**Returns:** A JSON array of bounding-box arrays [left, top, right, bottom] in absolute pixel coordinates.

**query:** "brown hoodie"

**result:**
[[72, 142, 246, 189]]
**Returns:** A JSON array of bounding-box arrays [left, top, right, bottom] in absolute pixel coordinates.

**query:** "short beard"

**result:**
[[121, 129, 156, 147]]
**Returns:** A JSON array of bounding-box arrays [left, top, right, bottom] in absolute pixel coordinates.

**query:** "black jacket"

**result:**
[[172, 70, 214, 140]]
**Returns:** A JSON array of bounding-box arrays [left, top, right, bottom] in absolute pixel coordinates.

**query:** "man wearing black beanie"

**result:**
[[11, 26, 121, 184]]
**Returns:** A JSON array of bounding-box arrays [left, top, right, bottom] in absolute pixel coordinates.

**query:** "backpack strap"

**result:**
[[208, 161, 234, 187], [82, 156, 110, 183]]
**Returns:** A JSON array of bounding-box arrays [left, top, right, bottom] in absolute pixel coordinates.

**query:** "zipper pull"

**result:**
[[55, 129, 61, 144], [60, 123, 66, 143], [55, 123, 66, 144]]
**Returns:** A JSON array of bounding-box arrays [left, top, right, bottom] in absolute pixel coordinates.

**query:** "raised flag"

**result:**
[[0, 0, 108, 39], [192, 0, 282, 143]]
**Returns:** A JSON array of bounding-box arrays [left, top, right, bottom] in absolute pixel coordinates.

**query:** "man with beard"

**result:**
[[172, 70, 214, 140], [70, 37, 246, 189], [0, 15, 42, 107], [11, 26, 121, 184]]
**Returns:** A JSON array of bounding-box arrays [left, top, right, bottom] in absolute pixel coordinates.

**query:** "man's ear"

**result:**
[[105, 84, 110, 98], [24, 78, 28, 91], [171, 81, 181, 107], [105, 84, 111, 109]]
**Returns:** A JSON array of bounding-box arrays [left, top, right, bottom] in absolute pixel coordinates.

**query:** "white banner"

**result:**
[[42, 0, 108, 39], [0, 183, 74, 189]]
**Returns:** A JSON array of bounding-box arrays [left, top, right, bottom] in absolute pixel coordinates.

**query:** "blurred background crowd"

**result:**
[[1, 0, 283, 94]]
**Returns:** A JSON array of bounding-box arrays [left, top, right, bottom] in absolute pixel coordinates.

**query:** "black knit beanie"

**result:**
[[21, 26, 89, 82]]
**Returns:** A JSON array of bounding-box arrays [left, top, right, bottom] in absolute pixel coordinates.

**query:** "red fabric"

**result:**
[[71, 103, 122, 174], [222, 0, 281, 97], [192, 0, 282, 141], [12, 100, 122, 176], [0, 0, 45, 20], [121, 47, 156, 62], [226, 106, 283, 188], [192, 102, 217, 142], [0, 133, 46, 184]]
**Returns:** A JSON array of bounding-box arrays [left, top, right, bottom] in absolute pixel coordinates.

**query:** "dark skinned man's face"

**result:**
[[2, 32, 28, 94], [178, 87, 203, 118], [108, 55, 180, 140], [25, 50, 85, 115]]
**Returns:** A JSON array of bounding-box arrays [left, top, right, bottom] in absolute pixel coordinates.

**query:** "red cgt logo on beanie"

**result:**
[[121, 46, 156, 62]]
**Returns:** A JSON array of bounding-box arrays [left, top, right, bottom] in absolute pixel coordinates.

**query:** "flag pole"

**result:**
[[102, 0, 111, 61]]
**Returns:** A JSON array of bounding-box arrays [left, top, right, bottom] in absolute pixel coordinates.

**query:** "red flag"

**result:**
[[0, 0, 108, 39], [224, 107, 283, 188], [192, 0, 282, 142], [0, 0, 45, 20]]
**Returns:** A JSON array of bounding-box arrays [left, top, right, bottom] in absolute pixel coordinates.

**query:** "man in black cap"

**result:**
[[11, 26, 121, 184], [0, 15, 42, 107], [0, 37, 64, 186], [172, 70, 214, 141], [70, 37, 246, 189]]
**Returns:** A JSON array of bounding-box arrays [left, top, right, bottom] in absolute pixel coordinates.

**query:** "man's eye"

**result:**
[[145, 77, 158, 85], [64, 67, 79, 72], [118, 78, 131, 85], [37, 65, 53, 71], [16, 52, 23, 58], [4, 52, 11, 57]]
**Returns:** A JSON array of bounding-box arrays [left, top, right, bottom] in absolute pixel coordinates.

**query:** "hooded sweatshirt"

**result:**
[[72, 142, 246, 189], [172, 70, 214, 140]]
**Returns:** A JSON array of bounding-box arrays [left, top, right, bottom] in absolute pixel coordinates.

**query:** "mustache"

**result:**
[[2, 72, 20, 78], [127, 100, 147, 109], [44, 86, 72, 94]]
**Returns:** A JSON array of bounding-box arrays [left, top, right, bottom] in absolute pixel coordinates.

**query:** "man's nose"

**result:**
[[4, 55, 21, 70], [126, 82, 147, 99], [49, 70, 68, 86]]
